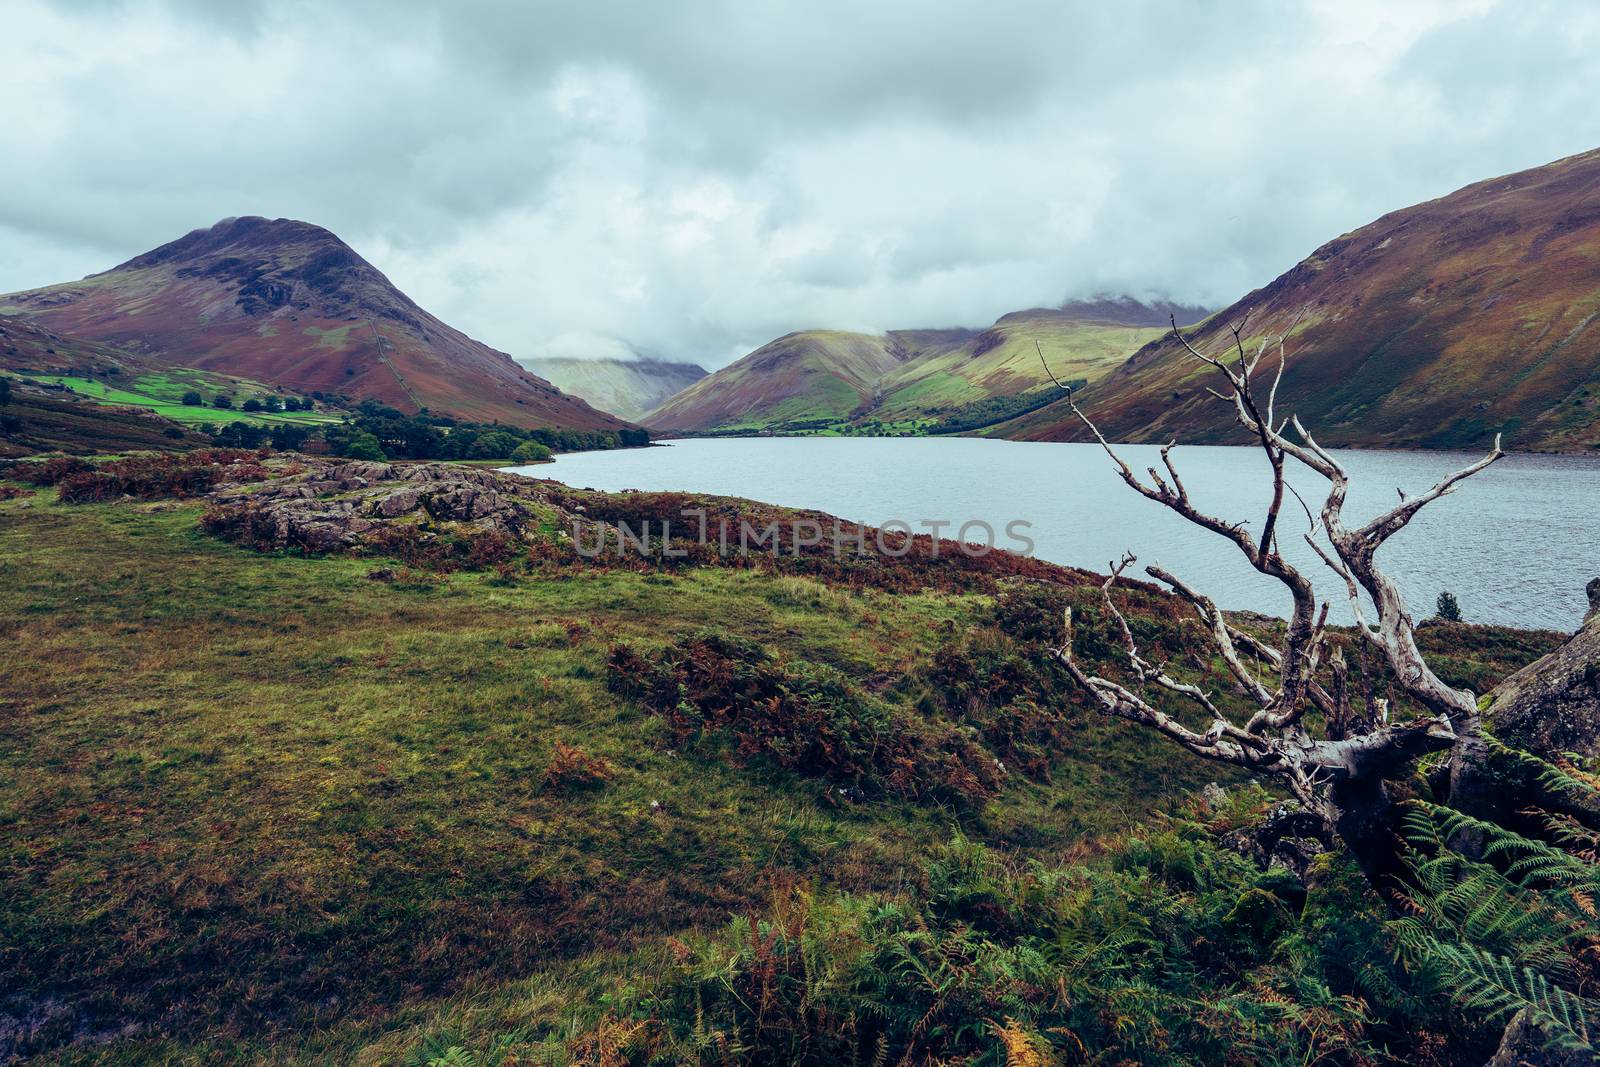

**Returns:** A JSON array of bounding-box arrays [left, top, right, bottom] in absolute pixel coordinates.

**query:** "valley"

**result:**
[[643, 302, 1202, 437]]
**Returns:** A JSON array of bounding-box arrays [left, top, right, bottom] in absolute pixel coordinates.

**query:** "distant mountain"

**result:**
[[519, 356, 707, 421], [645, 331, 909, 433], [1052, 297, 1212, 328], [1001, 148, 1600, 450], [0, 217, 627, 432], [645, 300, 1186, 435]]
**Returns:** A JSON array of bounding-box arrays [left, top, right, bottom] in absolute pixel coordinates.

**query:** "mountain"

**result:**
[[519, 356, 707, 421], [645, 330, 910, 432], [0, 217, 627, 432], [644, 300, 1197, 435], [1000, 148, 1600, 450]]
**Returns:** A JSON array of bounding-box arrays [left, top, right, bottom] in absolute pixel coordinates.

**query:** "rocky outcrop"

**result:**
[[1487, 579, 1600, 758], [205, 457, 561, 554]]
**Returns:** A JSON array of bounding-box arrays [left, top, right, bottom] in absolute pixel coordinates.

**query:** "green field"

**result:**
[[6, 371, 342, 427], [0, 482, 1239, 1062], [0, 462, 1577, 1064]]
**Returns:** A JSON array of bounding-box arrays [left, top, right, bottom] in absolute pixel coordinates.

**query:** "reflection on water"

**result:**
[[514, 437, 1600, 631]]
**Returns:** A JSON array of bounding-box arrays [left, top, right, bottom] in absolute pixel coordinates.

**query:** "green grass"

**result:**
[[0, 486, 1246, 1063], [7, 372, 342, 427], [0, 471, 1561, 1063]]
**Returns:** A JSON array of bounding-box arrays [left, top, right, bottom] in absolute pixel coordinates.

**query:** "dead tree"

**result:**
[[1045, 319, 1503, 881]]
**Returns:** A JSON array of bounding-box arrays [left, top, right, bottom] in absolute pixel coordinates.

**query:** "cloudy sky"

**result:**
[[5, 1, 1599, 368]]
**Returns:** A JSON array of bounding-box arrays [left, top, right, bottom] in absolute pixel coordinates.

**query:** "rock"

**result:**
[[375, 486, 423, 517], [1485, 1008, 1591, 1066], [1218, 800, 1328, 881], [199, 456, 552, 553], [1488, 579, 1600, 759]]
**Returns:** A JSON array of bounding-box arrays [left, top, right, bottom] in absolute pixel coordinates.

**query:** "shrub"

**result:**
[[1436, 590, 1462, 621], [55, 450, 268, 504], [0, 377, 12, 406], [212, 394, 234, 409], [12, 456, 94, 486], [539, 743, 612, 792], [470, 430, 521, 460], [510, 440, 552, 464], [607, 633, 1003, 804], [263, 396, 283, 412], [282, 397, 301, 411], [181, 390, 203, 406], [529, 830, 1390, 1067], [342, 432, 385, 461], [241, 398, 263, 412]]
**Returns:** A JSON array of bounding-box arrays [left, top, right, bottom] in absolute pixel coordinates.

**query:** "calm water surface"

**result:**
[[518, 437, 1600, 631]]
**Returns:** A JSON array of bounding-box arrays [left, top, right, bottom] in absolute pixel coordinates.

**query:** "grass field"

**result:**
[[6, 371, 342, 428], [0, 464, 1565, 1063], [0, 481, 1247, 1063]]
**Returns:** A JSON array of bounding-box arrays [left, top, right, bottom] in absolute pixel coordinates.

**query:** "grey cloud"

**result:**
[[4, 0, 1599, 368]]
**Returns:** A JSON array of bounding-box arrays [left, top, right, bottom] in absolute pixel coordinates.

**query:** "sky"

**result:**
[[5, 1, 1600, 369]]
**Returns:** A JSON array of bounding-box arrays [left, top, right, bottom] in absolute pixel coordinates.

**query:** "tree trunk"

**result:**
[[1328, 774, 1408, 891]]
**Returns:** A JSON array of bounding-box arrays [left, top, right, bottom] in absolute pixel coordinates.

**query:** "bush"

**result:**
[[1436, 591, 1462, 621], [263, 396, 283, 413], [470, 430, 521, 460], [212, 394, 234, 410], [55, 450, 268, 504], [12, 456, 94, 486], [342, 432, 385, 461], [282, 397, 301, 412], [0, 377, 12, 406], [539, 743, 612, 793], [510, 440, 552, 464], [608, 633, 1003, 804], [181, 391, 203, 406], [241, 398, 263, 412], [520, 829, 1391, 1067]]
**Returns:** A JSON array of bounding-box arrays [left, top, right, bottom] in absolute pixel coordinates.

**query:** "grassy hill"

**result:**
[[0, 217, 628, 433], [0, 312, 343, 456], [0, 452, 1568, 1063], [644, 302, 1196, 437], [1000, 148, 1600, 451], [645, 330, 909, 433]]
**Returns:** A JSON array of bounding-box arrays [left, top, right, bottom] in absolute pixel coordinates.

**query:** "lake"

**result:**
[[516, 437, 1600, 632]]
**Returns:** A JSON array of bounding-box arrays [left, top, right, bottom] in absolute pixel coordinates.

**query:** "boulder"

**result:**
[[1487, 579, 1600, 759]]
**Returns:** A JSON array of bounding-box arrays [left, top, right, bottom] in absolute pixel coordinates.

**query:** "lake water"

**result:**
[[516, 437, 1600, 632]]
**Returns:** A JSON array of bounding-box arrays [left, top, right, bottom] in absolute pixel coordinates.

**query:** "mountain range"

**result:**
[[0, 217, 627, 432], [7, 148, 1600, 449], [1000, 148, 1600, 450], [644, 300, 1208, 435]]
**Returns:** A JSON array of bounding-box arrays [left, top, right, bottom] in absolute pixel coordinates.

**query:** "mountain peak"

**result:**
[[114, 216, 349, 271], [101, 215, 413, 322]]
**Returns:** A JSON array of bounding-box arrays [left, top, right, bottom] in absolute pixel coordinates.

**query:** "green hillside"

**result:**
[[644, 306, 1173, 437]]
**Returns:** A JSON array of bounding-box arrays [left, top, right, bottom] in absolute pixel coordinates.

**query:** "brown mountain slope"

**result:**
[[0, 217, 627, 432], [1001, 148, 1600, 451]]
